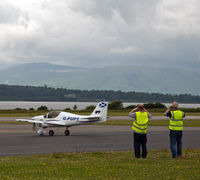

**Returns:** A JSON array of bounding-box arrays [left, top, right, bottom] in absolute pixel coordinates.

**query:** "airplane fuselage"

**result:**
[[36, 112, 103, 128]]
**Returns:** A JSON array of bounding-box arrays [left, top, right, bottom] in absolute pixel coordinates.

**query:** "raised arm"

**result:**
[[164, 106, 171, 116], [144, 108, 150, 114], [129, 107, 139, 114], [144, 108, 151, 118]]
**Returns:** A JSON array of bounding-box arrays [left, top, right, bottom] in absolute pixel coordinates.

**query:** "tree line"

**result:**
[[0, 84, 200, 103], [14, 101, 200, 112]]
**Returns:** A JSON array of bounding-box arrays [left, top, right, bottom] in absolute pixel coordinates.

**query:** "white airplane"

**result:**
[[16, 101, 108, 136]]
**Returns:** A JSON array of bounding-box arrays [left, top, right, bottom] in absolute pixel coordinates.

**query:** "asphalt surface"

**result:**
[[0, 124, 200, 156]]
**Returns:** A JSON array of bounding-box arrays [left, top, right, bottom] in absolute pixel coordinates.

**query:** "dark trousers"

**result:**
[[133, 132, 147, 158], [169, 130, 183, 158]]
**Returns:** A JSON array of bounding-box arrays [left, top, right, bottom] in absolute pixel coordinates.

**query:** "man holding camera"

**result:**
[[129, 104, 151, 158], [164, 101, 185, 158]]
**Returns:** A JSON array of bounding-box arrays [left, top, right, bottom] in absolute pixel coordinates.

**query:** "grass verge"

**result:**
[[0, 150, 200, 179], [100, 119, 200, 127], [0, 110, 200, 117]]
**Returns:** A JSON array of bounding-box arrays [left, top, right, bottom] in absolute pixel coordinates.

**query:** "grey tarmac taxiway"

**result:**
[[0, 124, 200, 156]]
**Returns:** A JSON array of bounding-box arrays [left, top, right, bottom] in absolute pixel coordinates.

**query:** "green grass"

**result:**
[[0, 111, 48, 117], [0, 150, 200, 179], [107, 111, 200, 116], [100, 119, 200, 127], [0, 109, 200, 117]]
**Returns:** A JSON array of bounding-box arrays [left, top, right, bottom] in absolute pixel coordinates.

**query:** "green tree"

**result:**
[[85, 105, 95, 111], [37, 106, 48, 111], [108, 100, 123, 110], [144, 103, 166, 109], [144, 103, 154, 109], [154, 102, 166, 108], [125, 105, 136, 109], [73, 105, 77, 110], [64, 108, 71, 111]]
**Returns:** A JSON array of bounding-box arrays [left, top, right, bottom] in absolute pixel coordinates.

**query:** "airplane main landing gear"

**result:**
[[64, 128, 70, 136], [49, 130, 54, 136], [37, 128, 70, 136]]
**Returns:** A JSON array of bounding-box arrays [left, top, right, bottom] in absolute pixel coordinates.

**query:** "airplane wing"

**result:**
[[16, 119, 43, 124], [17, 119, 66, 126], [78, 116, 101, 122], [45, 120, 66, 126]]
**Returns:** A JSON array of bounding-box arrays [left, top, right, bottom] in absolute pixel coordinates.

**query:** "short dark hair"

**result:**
[[138, 104, 144, 111]]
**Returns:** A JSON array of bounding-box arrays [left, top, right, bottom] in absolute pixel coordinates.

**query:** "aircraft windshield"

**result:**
[[45, 111, 61, 118]]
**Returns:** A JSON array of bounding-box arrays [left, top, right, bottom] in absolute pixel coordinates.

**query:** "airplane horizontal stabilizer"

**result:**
[[78, 116, 100, 122]]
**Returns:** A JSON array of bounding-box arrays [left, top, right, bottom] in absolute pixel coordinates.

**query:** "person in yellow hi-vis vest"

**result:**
[[164, 101, 185, 158], [129, 104, 151, 158]]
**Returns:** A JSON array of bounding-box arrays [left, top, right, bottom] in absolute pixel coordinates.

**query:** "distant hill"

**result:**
[[0, 84, 199, 103], [0, 62, 199, 95]]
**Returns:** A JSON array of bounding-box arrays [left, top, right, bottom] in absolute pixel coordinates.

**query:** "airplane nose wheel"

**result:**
[[49, 130, 54, 136], [64, 129, 70, 136], [38, 129, 44, 136]]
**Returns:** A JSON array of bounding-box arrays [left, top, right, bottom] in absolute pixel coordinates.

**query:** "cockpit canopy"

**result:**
[[44, 111, 61, 118]]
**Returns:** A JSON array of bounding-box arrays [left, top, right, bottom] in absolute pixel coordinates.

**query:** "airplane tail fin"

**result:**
[[90, 101, 108, 122]]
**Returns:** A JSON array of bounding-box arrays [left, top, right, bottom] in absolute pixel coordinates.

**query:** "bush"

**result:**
[[64, 108, 71, 111], [73, 105, 77, 110], [37, 106, 48, 111], [29, 108, 35, 111], [125, 105, 137, 109], [108, 100, 123, 110], [154, 103, 166, 108], [180, 108, 200, 112], [85, 105, 96, 111], [15, 108, 26, 110], [144, 103, 166, 109]]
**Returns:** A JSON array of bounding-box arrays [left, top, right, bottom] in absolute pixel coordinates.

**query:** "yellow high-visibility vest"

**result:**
[[169, 110, 184, 131], [132, 112, 148, 133]]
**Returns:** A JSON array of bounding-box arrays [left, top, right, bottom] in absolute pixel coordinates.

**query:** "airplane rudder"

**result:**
[[99, 101, 108, 121], [91, 101, 108, 116]]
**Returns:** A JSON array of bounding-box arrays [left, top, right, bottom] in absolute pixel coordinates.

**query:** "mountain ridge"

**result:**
[[0, 62, 199, 95]]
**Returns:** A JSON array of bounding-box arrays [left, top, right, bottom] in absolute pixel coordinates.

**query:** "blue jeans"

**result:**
[[169, 130, 183, 158]]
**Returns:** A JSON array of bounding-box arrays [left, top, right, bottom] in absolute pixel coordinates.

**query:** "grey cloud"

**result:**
[[69, 0, 159, 24], [0, 0, 200, 70], [0, 2, 29, 26]]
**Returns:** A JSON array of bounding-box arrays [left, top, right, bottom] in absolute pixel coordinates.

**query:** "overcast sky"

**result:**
[[0, 0, 200, 68]]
